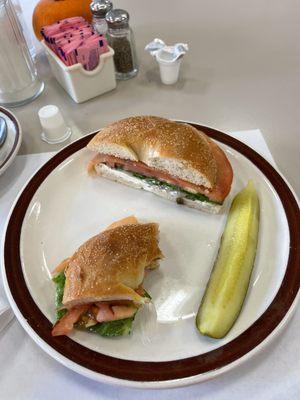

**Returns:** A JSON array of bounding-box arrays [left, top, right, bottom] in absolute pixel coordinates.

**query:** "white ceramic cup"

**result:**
[[38, 105, 72, 144]]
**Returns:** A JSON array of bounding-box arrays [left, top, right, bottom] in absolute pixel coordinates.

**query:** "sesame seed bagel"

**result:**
[[87, 116, 233, 212], [88, 116, 218, 188], [62, 222, 163, 309]]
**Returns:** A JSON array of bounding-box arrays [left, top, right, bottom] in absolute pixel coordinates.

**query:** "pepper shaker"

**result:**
[[106, 9, 138, 80], [90, 0, 113, 36]]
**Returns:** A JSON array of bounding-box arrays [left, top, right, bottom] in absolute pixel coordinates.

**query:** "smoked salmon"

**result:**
[[52, 305, 89, 336]]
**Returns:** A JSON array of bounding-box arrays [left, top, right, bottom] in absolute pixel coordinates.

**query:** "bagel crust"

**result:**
[[62, 223, 163, 309]]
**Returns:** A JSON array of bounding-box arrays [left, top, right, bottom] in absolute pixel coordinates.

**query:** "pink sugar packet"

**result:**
[[42, 22, 90, 39], [54, 30, 94, 47], [44, 29, 93, 55], [60, 39, 83, 66], [43, 20, 94, 56], [42, 16, 85, 32], [76, 36, 109, 70], [56, 39, 79, 65], [85, 36, 104, 70], [42, 20, 88, 40], [54, 30, 96, 59], [87, 35, 109, 55], [75, 45, 90, 70], [76, 36, 99, 70], [55, 16, 85, 25], [76, 35, 98, 66], [98, 37, 109, 54], [42, 17, 109, 70]]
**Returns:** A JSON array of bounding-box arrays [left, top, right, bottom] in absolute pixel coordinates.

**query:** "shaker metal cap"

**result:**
[[90, 0, 113, 17], [106, 9, 129, 28]]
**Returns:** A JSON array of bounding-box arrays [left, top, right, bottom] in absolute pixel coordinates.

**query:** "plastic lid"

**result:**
[[106, 9, 129, 28], [90, 0, 113, 18]]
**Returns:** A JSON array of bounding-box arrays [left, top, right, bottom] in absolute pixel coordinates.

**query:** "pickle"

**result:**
[[196, 181, 260, 339]]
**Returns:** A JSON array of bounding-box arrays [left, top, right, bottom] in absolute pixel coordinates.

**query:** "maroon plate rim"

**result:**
[[3, 124, 300, 383], [0, 106, 21, 171]]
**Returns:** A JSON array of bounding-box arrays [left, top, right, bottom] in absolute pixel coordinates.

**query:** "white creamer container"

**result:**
[[156, 50, 182, 85], [42, 41, 116, 103]]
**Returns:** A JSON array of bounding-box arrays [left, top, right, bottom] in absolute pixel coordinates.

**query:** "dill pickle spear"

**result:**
[[196, 181, 260, 339]]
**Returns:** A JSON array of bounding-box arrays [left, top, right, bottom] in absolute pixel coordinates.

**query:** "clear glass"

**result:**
[[107, 26, 138, 80], [92, 15, 108, 36], [0, 0, 44, 107], [12, 0, 36, 59]]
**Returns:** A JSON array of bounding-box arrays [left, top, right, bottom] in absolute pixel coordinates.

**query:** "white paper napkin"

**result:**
[[0, 130, 299, 400]]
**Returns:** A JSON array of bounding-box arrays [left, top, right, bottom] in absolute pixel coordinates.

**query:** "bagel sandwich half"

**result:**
[[87, 116, 233, 213], [51, 216, 163, 337]]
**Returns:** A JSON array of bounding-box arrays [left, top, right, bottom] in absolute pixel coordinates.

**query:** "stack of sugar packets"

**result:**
[[41, 17, 109, 71]]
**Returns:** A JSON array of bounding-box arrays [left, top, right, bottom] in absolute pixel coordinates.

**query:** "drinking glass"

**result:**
[[0, 0, 44, 107]]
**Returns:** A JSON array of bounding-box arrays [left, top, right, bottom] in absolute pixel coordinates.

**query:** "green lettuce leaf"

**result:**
[[131, 172, 220, 204], [52, 271, 67, 320], [143, 289, 152, 300], [86, 317, 135, 337], [53, 269, 151, 337]]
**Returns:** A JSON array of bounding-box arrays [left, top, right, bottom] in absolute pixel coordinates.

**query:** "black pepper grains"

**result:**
[[109, 36, 134, 73], [106, 9, 138, 80]]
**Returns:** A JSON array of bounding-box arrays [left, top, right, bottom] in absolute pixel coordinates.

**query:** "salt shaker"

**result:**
[[90, 0, 113, 36], [106, 9, 138, 80]]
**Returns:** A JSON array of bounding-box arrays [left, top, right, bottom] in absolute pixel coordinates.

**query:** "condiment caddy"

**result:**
[[40, 4, 140, 102], [42, 16, 116, 103], [42, 40, 116, 103]]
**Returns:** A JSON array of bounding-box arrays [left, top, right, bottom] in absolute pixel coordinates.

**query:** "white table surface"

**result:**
[[10, 0, 300, 198], [1, 0, 299, 398], [0, 130, 299, 400]]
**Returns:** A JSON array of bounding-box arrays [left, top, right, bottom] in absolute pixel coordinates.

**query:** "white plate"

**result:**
[[2, 126, 299, 388]]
